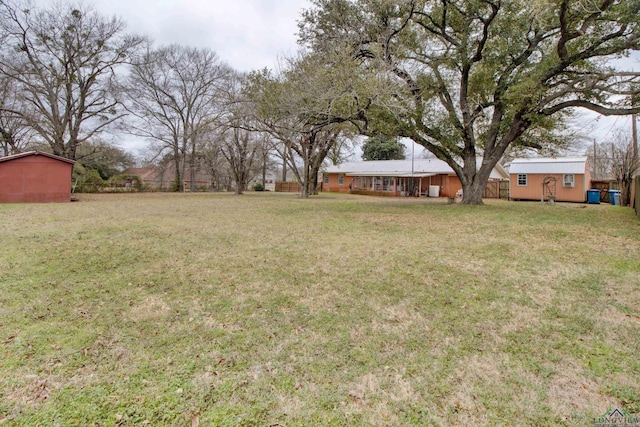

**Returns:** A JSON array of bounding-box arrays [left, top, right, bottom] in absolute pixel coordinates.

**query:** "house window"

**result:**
[[338, 174, 344, 185], [517, 174, 528, 186], [353, 176, 362, 189], [563, 174, 575, 188], [324, 174, 329, 184]]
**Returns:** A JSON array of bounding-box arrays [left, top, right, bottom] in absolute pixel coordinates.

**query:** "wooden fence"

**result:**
[[483, 181, 498, 198], [275, 182, 300, 193], [590, 180, 623, 204], [483, 180, 510, 199], [499, 180, 509, 199]]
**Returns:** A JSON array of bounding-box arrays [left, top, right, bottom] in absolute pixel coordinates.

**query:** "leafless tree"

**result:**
[[199, 138, 232, 191], [247, 132, 277, 188], [120, 44, 233, 191], [0, 75, 34, 156], [610, 132, 639, 206], [0, 1, 144, 160], [584, 127, 639, 205], [218, 125, 261, 194], [586, 140, 615, 181]]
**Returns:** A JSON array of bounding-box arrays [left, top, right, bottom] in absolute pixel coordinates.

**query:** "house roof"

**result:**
[[124, 166, 211, 183], [0, 150, 76, 165], [325, 158, 509, 180], [124, 167, 163, 181], [509, 157, 588, 175]]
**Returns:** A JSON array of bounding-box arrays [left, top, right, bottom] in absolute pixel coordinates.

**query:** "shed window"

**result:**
[[338, 174, 344, 185], [324, 174, 329, 184], [517, 174, 528, 186], [563, 174, 575, 188]]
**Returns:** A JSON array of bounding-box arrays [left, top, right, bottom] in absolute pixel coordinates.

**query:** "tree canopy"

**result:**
[[247, 51, 376, 196], [362, 134, 406, 160], [300, 0, 640, 203]]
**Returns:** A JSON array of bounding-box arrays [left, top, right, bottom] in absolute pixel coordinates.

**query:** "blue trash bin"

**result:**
[[609, 190, 621, 206], [587, 189, 600, 204]]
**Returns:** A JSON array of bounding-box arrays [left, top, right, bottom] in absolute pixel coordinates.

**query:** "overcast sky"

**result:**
[[62, 0, 310, 154], [86, 0, 310, 72]]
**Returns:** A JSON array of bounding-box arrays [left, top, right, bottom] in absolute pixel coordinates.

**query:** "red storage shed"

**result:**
[[0, 151, 76, 203]]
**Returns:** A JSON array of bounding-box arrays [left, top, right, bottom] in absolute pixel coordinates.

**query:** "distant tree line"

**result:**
[[0, 0, 638, 201], [0, 1, 351, 194]]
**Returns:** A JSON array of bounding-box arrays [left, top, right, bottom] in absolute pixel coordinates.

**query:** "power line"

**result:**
[[600, 115, 621, 141]]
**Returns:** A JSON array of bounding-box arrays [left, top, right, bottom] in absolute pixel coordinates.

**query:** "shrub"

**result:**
[[107, 174, 143, 191], [74, 169, 105, 193], [253, 183, 265, 192]]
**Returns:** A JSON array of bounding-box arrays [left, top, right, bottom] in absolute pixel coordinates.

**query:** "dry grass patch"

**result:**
[[547, 359, 617, 416], [128, 295, 172, 322], [1, 193, 639, 426]]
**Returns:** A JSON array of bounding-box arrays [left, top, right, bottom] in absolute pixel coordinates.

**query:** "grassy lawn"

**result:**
[[1, 192, 639, 426]]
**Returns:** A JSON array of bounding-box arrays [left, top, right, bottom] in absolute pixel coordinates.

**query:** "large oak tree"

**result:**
[[300, 0, 640, 204], [248, 52, 376, 197]]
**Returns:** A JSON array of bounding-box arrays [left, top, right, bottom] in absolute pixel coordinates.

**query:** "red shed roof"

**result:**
[[0, 150, 76, 165]]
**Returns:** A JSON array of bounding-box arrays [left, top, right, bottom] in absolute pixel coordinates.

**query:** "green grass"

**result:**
[[1, 193, 639, 426]]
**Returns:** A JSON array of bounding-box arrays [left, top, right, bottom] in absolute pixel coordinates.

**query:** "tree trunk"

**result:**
[[282, 158, 287, 182], [459, 157, 497, 205], [173, 149, 182, 192], [190, 158, 196, 192], [620, 179, 631, 206], [309, 166, 320, 195], [300, 157, 310, 198], [180, 151, 187, 193], [190, 144, 197, 192], [234, 169, 245, 195], [283, 144, 306, 198], [300, 171, 309, 198], [460, 180, 485, 205], [262, 154, 267, 186]]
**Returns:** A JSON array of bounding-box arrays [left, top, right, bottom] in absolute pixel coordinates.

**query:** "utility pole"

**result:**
[[593, 138, 597, 180], [631, 111, 638, 209], [633, 88, 638, 171], [632, 112, 638, 166]]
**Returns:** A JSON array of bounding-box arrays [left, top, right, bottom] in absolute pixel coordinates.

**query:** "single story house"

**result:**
[[323, 158, 509, 198], [124, 166, 213, 191], [508, 157, 591, 202], [0, 151, 76, 203]]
